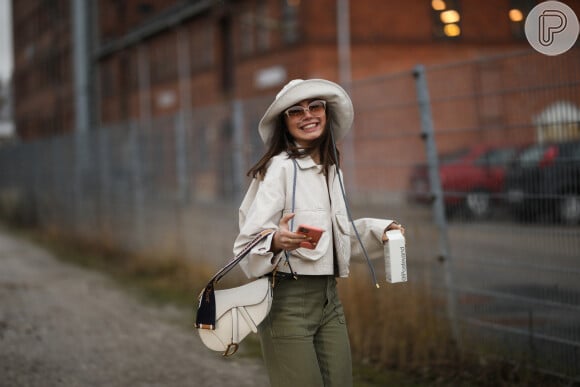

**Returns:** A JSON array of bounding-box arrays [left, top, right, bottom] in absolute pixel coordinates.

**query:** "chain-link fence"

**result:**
[[349, 49, 580, 380], [1, 48, 579, 380], [423, 50, 580, 380]]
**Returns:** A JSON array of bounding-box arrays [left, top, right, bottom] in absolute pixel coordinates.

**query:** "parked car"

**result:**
[[504, 140, 580, 224], [408, 144, 522, 219]]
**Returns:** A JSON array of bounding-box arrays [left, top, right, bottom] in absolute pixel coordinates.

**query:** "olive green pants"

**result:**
[[258, 275, 352, 387]]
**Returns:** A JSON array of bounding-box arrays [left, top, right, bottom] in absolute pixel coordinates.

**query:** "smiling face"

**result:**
[[283, 99, 327, 147]]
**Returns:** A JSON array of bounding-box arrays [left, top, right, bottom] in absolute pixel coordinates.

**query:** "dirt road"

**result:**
[[0, 229, 268, 387]]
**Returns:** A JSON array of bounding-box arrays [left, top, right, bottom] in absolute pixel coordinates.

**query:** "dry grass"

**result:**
[[340, 265, 455, 371], [19, 226, 216, 308], [340, 267, 568, 386]]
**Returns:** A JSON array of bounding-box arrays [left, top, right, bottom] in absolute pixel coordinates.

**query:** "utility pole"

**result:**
[[71, 0, 93, 233], [337, 0, 351, 92], [72, 0, 91, 133], [337, 0, 356, 184]]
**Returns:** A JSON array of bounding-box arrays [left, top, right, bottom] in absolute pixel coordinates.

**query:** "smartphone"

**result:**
[[297, 224, 324, 249]]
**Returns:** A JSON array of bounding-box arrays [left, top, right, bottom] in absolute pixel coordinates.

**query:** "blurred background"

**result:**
[[0, 0, 579, 384]]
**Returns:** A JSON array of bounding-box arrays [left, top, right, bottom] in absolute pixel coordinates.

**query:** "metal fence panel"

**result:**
[[413, 49, 580, 380]]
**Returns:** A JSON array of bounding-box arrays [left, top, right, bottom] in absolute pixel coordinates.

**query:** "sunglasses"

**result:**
[[284, 100, 327, 119]]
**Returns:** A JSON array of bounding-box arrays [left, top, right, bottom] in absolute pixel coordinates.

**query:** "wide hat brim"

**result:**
[[258, 79, 354, 144]]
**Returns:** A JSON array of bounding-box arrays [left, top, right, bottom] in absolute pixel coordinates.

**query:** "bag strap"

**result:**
[[279, 158, 298, 277], [212, 229, 275, 284], [329, 125, 380, 288], [195, 229, 274, 329]]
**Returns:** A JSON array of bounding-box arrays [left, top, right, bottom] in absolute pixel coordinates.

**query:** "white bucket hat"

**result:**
[[258, 79, 354, 144]]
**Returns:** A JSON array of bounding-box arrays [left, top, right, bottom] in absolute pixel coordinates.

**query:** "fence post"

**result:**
[[130, 121, 145, 251], [97, 127, 111, 241], [176, 25, 192, 206], [74, 131, 89, 236], [413, 65, 461, 348], [175, 114, 190, 204], [231, 100, 245, 202]]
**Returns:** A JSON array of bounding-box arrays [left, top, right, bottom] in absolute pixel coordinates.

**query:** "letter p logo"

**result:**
[[525, 1, 579, 56], [539, 9, 567, 46]]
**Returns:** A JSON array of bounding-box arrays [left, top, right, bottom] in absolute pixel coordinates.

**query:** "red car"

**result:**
[[408, 144, 522, 219]]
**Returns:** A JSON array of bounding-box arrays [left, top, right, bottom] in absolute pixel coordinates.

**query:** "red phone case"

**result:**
[[297, 224, 324, 249]]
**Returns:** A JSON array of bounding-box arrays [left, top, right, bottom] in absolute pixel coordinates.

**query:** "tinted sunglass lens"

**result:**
[[287, 108, 304, 118], [309, 101, 325, 113]]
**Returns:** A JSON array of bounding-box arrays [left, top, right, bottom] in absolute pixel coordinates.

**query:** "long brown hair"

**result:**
[[247, 109, 340, 179]]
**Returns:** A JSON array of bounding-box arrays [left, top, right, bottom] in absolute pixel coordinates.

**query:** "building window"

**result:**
[[100, 59, 117, 98], [128, 49, 140, 91], [190, 22, 214, 71], [509, 0, 535, 39], [137, 1, 154, 15], [282, 0, 299, 44], [256, 0, 271, 51], [219, 16, 234, 93], [151, 34, 177, 84], [431, 0, 462, 39], [236, 0, 288, 56], [240, 9, 255, 56]]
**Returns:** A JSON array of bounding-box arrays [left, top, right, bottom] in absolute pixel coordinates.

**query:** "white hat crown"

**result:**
[[258, 79, 354, 144], [275, 79, 304, 100]]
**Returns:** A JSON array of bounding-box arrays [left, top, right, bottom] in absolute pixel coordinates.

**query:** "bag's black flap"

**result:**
[[195, 284, 216, 329]]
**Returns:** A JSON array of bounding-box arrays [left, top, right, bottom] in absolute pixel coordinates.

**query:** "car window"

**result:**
[[573, 143, 580, 161], [530, 141, 580, 165], [478, 148, 517, 166], [440, 148, 469, 164], [559, 141, 580, 162], [516, 144, 548, 168]]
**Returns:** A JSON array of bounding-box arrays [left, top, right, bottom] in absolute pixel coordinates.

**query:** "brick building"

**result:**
[[12, 0, 73, 139], [12, 0, 568, 140]]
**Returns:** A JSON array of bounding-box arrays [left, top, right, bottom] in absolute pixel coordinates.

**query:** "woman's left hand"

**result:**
[[270, 213, 310, 253], [382, 221, 405, 243]]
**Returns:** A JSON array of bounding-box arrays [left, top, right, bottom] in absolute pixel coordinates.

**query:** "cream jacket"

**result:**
[[234, 152, 393, 279]]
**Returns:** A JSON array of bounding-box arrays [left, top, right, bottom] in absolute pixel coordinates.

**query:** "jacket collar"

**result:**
[[293, 154, 319, 170]]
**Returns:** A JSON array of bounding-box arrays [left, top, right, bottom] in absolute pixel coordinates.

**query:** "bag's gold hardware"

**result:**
[[223, 343, 239, 356]]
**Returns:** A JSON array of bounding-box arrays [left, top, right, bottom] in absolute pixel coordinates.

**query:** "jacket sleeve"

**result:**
[[349, 218, 394, 262], [234, 157, 287, 279]]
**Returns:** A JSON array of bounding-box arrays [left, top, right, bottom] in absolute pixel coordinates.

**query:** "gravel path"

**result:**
[[0, 229, 269, 387]]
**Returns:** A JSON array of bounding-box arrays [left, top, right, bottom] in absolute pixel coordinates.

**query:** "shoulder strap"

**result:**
[[329, 125, 380, 288], [211, 229, 275, 284], [278, 159, 298, 277]]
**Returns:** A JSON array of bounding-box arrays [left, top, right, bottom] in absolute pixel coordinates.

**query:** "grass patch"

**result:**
[[340, 265, 570, 387], [7, 225, 212, 309]]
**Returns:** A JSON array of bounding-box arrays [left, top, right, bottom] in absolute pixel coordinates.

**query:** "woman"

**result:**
[[233, 79, 404, 387]]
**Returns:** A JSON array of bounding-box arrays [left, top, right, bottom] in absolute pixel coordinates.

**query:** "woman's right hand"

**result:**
[[270, 213, 309, 253]]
